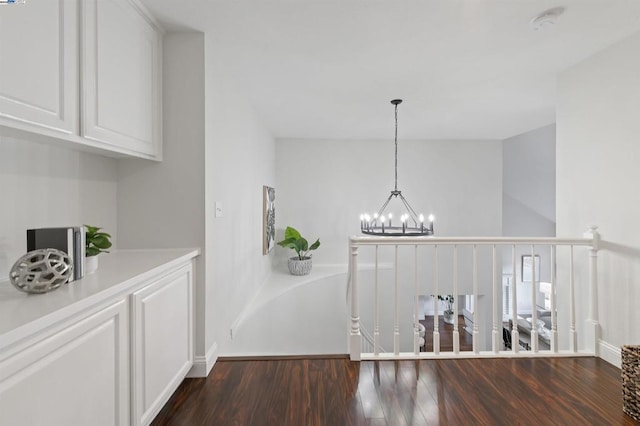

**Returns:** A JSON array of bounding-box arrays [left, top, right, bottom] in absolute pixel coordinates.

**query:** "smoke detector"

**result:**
[[530, 6, 565, 30]]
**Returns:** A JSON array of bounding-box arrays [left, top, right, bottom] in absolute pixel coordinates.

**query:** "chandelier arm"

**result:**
[[374, 192, 396, 219], [398, 192, 420, 226]]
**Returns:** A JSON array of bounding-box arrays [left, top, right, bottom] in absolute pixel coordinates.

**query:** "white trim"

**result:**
[[598, 340, 621, 368], [187, 342, 218, 378], [360, 350, 595, 360], [350, 235, 593, 246]]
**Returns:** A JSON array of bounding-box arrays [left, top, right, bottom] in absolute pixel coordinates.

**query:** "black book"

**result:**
[[26, 227, 85, 282]]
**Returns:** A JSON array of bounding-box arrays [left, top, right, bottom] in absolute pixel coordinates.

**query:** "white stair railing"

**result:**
[[361, 326, 386, 354], [349, 228, 600, 361]]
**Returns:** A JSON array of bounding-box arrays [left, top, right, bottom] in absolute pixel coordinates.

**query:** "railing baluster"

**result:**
[[511, 244, 519, 353], [350, 243, 361, 361], [587, 226, 600, 356], [530, 244, 539, 353], [492, 244, 499, 353], [349, 234, 595, 361], [414, 245, 420, 355], [569, 245, 577, 352], [433, 245, 440, 354], [394, 245, 399, 356], [473, 245, 479, 354], [550, 245, 558, 352], [453, 245, 459, 354], [374, 245, 380, 356]]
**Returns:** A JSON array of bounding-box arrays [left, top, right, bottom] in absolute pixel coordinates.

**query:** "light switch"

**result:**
[[215, 202, 223, 218]]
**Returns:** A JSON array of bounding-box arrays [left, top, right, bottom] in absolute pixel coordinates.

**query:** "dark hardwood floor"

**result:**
[[421, 315, 473, 352], [153, 357, 636, 426]]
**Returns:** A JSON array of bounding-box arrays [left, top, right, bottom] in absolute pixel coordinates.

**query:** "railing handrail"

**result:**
[[350, 235, 594, 247]]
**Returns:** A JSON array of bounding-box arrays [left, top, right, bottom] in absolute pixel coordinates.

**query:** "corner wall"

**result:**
[[0, 136, 118, 278], [204, 32, 277, 355], [502, 124, 556, 313], [557, 30, 640, 365], [117, 32, 208, 368]]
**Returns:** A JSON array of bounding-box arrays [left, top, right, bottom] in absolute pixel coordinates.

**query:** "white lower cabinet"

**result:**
[[132, 266, 193, 426], [0, 299, 130, 426], [0, 254, 195, 426]]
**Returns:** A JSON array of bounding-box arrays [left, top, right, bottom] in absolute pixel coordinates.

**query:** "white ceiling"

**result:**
[[142, 0, 640, 140]]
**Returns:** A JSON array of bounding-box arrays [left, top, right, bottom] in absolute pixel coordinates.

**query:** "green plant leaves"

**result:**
[[85, 224, 112, 257], [277, 238, 299, 251], [276, 226, 320, 260], [284, 226, 301, 241]]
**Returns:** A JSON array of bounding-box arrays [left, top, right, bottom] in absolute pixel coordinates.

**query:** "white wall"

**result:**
[[0, 135, 118, 278], [503, 124, 556, 230], [276, 139, 503, 261], [227, 273, 349, 355], [275, 138, 503, 350], [119, 31, 278, 363], [117, 33, 207, 360], [502, 125, 556, 313], [557, 30, 640, 363], [204, 32, 277, 355]]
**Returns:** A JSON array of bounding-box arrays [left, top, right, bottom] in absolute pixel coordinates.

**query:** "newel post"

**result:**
[[584, 226, 601, 356], [349, 241, 361, 361]]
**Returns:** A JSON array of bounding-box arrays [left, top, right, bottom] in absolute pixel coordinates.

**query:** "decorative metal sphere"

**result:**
[[9, 249, 73, 294]]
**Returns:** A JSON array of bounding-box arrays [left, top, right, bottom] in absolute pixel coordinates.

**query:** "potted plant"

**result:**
[[438, 294, 455, 324], [277, 226, 320, 276], [85, 225, 112, 274]]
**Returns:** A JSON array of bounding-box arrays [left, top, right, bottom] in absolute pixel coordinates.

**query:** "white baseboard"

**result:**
[[187, 342, 218, 378], [598, 340, 621, 368]]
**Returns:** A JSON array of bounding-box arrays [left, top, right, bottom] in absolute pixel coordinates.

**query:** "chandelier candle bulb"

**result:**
[[388, 213, 392, 227], [419, 214, 425, 232], [380, 216, 386, 232]]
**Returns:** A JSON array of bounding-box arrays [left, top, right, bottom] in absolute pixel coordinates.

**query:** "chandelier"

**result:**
[[360, 99, 434, 236]]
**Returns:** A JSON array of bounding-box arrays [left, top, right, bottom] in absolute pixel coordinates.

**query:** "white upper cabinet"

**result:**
[[0, 0, 162, 161], [81, 0, 163, 160], [0, 0, 79, 135]]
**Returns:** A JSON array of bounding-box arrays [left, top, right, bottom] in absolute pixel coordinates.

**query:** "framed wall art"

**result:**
[[263, 186, 275, 255]]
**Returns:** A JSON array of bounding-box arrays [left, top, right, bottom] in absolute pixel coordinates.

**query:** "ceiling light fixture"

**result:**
[[529, 6, 565, 31], [360, 99, 434, 236]]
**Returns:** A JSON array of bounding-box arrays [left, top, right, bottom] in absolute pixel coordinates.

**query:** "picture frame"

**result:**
[[521, 254, 541, 282], [263, 186, 275, 255]]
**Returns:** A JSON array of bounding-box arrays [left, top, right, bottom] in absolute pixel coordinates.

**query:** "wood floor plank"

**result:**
[[152, 357, 636, 426]]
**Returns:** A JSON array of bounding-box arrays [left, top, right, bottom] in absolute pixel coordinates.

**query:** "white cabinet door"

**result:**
[[0, 299, 129, 426], [0, 0, 79, 135], [81, 0, 162, 160], [132, 265, 194, 426]]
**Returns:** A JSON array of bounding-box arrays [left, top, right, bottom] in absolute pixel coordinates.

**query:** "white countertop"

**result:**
[[0, 248, 199, 350]]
